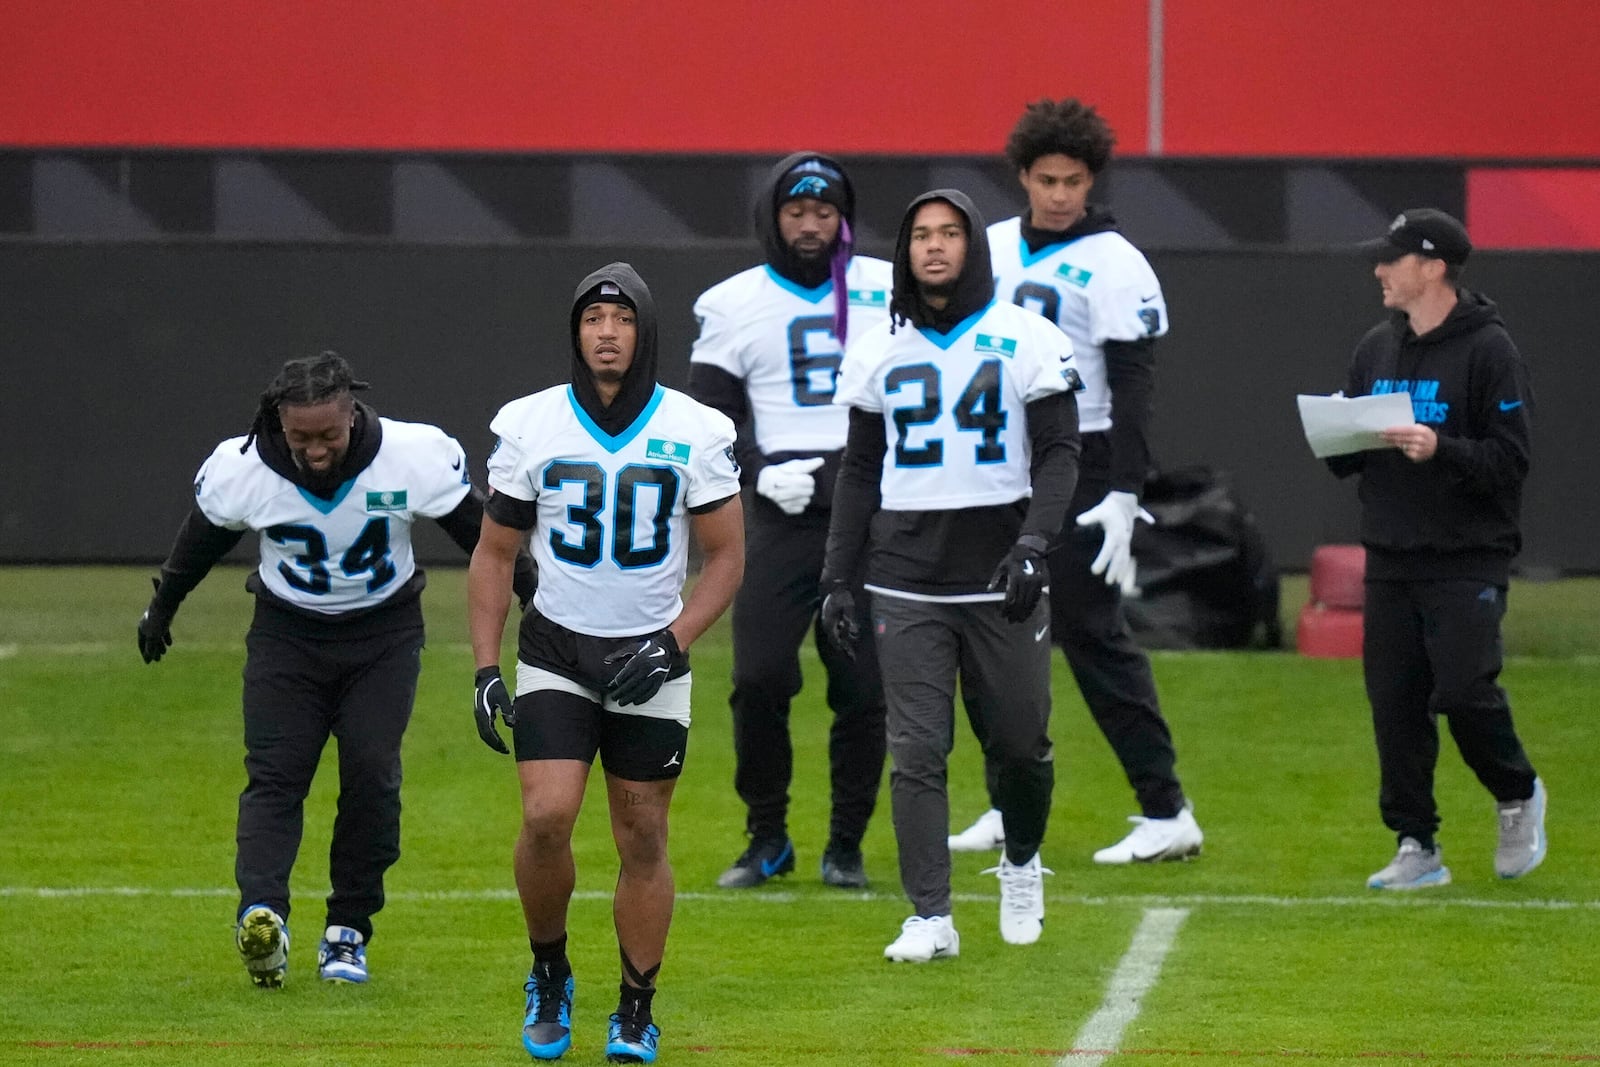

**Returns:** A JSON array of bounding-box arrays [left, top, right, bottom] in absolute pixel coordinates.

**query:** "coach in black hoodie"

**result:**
[[1329, 209, 1546, 892]]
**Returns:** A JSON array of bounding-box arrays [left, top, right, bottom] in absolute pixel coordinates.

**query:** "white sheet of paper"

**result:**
[[1296, 392, 1414, 458]]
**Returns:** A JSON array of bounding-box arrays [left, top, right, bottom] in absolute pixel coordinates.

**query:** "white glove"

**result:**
[[1074, 490, 1154, 595], [756, 457, 825, 515]]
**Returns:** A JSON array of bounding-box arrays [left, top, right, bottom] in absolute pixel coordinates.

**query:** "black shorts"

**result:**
[[511, 688, 689, 781], [511, 608, 692, 781]]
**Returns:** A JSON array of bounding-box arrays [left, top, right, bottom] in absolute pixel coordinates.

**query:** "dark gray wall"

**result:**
[[1, 244, 1589, 571]]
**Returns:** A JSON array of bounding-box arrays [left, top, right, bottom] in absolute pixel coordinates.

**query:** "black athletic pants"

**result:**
[[728, 500, 886, 852], [235, 598, 424, 942], [1363, 578, 1537, 844], [977, 433, 1185, 819], [876, 593, 1055, 917]]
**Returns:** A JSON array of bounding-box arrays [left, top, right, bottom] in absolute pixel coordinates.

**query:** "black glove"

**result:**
[[137, 576, 176, 664], [473, 666, 514, 754], [986, 535, 1049, 623], [820, 581, 860, 661], [603, 629, 680, 707]]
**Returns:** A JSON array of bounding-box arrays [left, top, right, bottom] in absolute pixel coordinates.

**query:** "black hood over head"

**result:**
[[757, 151, 857, 290], [890, 188, 995, 333], [253, 398, 383, 499], [569, 262, 659, 438]]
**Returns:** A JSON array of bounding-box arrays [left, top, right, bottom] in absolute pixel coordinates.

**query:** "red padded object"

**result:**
[[1309, 544, 1366, 609], [1296, 603, 1364, 659]]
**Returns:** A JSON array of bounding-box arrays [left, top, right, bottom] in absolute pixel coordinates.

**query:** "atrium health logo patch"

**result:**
[[848, 288, 888, 308], [646, 439, 691, 465], [974, 333, 1018, 358], [1054, 263, 1093, 288], [366, 490, 408, 511]]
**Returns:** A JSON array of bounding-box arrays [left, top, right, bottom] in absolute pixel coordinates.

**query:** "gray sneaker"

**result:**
[[1367, 837, 1451, 890], [1495, 777, 1548, 879]]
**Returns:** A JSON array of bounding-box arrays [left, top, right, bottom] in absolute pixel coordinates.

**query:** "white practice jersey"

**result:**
[[834, 301, 1077, 511], [988, 215, 1169, 433], [690, 258, 893, 453], [194, 419, 473, 614], [487, 384, 739, 638]]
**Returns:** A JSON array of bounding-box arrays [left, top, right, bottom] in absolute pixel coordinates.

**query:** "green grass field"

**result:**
[[2, 567, 1598, 1065]]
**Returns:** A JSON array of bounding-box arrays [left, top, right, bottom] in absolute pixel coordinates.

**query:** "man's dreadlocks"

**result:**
[[241, 351, 370, 454]]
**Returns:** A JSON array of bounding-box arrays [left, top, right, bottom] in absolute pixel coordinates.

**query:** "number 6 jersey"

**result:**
[[487, 383, 739, 638], [194, 418, 474, 613]]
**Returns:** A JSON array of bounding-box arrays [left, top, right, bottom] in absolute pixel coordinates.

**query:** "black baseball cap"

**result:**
[[1359, 208, 1472, 265]]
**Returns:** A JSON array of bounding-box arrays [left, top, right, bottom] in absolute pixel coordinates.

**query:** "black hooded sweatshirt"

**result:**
[[1327, 288, 1532, 583], [151, 399, 534, 629], [825, 190, 1080, 597], [568, 262, 662, 438], [487, 262, 666, 535], [686, 153, 858, 509]]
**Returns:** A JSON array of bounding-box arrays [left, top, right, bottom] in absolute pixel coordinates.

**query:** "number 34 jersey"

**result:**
[[689, 257, 893, 454], [487, 384, 739, 638], [194, 419, 473, 614], [835, 300, 1078, 510]]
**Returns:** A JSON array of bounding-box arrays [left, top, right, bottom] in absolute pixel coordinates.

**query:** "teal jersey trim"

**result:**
[[566, 384, 665, 454]]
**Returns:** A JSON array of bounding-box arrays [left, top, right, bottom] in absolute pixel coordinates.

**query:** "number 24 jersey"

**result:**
[[835, 300, 1078, 511]]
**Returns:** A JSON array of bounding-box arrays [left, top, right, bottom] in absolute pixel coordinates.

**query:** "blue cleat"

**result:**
[[317, 925, 368, 983], [605, 1012, 660, 1064], [522, 969, 574, 1060]]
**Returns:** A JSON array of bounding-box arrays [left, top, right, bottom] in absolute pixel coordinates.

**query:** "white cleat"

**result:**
[[948, 808, 1005, 852], [883, 915, 960, 963], [1093, 804, 1204, 864], [983, 853, 1052, 945]]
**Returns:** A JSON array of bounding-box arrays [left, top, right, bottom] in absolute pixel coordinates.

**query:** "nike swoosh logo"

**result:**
[[1034, 625, 1048, 642], [451, 456, 463, 471], [1021, 560, 1035, 576], [647, 648, 667, 659], [1140, 293, 1159, 303], [1499, 400, 1523, 412], [760, 843, 792, 877]]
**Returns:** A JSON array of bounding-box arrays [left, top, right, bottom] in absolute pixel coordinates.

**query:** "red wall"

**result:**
[[0, 1, 1149, 154], [1163, 0, 1600, 158], [3, 1, 1598, 157]]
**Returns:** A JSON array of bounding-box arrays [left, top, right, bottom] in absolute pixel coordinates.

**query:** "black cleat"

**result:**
[[820, 848, 868, 889], [716, 836, 795, 889]]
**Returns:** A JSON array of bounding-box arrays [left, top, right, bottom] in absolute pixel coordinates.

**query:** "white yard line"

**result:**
[[1062, 907, 1189, 1067], [3, 885, 1596, 911]]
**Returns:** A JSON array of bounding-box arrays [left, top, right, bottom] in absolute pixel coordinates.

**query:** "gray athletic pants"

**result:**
[[872, 591, 1055, 918]]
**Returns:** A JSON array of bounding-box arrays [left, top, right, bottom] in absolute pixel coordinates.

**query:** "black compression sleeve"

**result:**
[[1103, 336, 1156, 494], [484, 488, 538, 531], [435, 487, 488, 555], [822, 407, 886, 585], [687, 362, 763, 488], [153, 507, 247, 613], [1020, 391, 1082, 545]]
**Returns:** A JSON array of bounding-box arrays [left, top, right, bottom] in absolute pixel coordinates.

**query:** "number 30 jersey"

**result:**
[[194, 419, 473, 614], [689, 258, 893, 454], [834, 300, 1078, 510], [487, 384, 740, 638]]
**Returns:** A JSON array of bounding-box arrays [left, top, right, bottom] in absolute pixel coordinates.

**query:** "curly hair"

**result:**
[[241, 350, 368, 453], [1004, 98, 1117, 174]]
